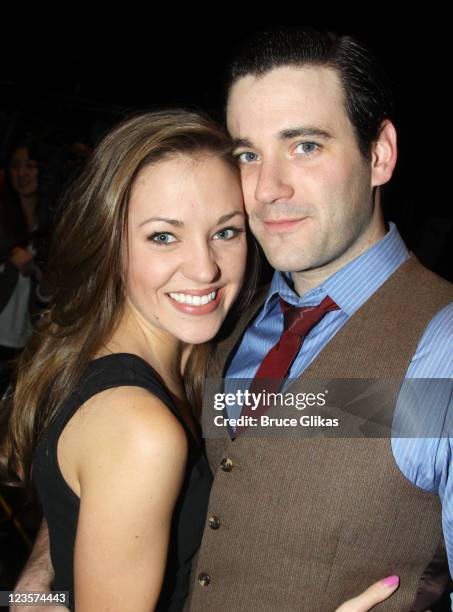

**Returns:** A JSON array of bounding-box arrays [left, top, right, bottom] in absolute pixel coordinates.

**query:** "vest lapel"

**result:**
[[212, 285, 269, 378], [204, 286, 269, 463]]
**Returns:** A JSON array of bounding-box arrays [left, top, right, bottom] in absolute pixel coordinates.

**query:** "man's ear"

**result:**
[[371, 119, 397, 187]]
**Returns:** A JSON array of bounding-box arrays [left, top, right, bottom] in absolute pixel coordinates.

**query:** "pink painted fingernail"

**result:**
[[382, 575, 399, 588]]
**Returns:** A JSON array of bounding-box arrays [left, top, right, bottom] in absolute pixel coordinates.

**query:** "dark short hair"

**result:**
[[228, 27, 394, 159]]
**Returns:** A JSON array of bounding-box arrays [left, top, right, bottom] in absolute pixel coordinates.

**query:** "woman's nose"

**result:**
[[181, 244, 220, 284]]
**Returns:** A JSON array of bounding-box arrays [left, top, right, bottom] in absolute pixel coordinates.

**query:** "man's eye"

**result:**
[[236, 152, 259, 163], [295, 142, 319, 156], [148, 232, 177, 245], [213, 227, 242, 240]]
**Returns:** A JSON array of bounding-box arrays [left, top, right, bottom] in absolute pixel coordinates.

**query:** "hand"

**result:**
[[9, 247, 35, 276], [334, 575, 400, 611]]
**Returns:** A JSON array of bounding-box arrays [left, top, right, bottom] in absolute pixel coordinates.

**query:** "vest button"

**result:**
[[198, 573, 211, 587], [208, 515, 221, 530], [220, 457, 233, 472]]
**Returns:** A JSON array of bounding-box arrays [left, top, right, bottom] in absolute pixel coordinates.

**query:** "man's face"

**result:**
[[227, 66, 385, 282]]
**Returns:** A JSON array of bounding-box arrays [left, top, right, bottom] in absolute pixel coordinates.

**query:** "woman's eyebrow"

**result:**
[[140, 211, 244, 228], [140, 217, 184, 227], [231, 137, 253, 149], [217, 211, 245, 224]]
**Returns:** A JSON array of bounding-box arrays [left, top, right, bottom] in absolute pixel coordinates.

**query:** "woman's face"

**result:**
[[125, 153, 247, 344], [9, 147, 39, 197]]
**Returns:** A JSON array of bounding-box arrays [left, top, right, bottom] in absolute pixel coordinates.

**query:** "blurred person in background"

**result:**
[[0, 135, 51, 396]]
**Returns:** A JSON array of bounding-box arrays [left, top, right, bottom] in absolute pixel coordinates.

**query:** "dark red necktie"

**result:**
[[237, 295, 339, 431]]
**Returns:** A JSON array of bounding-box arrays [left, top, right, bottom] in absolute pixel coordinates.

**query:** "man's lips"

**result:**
[[262, 217, 307, 233]]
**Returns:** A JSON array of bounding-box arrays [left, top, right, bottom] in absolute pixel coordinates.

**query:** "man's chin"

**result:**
[[264, 252, 312, 275]]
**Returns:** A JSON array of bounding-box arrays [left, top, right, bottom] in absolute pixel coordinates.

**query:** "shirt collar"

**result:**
[[256, 222, 409, 322]]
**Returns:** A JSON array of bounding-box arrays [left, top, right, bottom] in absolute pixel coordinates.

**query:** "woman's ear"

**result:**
[[371, 119, 398, 187]]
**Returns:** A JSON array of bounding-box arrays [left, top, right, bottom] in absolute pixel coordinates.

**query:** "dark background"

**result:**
[[0, 0, 452, 604], [1, 1, 451, 275]]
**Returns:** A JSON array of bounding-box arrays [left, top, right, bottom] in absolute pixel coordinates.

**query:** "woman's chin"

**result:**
[[176, 321, 224, 345]]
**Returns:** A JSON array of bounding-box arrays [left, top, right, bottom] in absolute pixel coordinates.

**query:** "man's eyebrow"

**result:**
[[279, 126, 333, 140], [231, 128, 332, 150]]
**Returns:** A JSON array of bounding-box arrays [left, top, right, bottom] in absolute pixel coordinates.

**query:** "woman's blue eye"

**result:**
[[149, 232, 177, 245], [236, 152, 259, 163], [213, 227, 241, 240], [295, 142, 319, 155]]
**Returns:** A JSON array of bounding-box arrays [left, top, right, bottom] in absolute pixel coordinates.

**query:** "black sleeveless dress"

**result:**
[[33, 353, 213, 611]]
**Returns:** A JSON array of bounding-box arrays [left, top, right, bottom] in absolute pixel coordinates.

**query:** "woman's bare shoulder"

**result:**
[[67, 386, 188, 489]]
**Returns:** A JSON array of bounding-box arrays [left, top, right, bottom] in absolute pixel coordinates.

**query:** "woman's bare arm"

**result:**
[[71, 386, 187, 611]]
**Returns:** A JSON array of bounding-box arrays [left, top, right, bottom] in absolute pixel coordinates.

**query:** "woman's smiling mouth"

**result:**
[[166, 288, 222, 314]]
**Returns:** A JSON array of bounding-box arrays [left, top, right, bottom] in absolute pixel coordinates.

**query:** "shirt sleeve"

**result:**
[[392, 302, 453, 597]]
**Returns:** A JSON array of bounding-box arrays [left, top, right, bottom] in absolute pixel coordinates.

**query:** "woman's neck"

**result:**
[[102, 304, 189, 399], [100, 303, 202, 444]]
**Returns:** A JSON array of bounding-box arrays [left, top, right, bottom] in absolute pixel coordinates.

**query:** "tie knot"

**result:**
[[280, 295, 339, 337]]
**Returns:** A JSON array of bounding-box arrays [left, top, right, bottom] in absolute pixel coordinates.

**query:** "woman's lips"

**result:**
[[166, 287, 223, 315]]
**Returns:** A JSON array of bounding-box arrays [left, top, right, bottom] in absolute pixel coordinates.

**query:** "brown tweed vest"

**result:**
[[188, 258, 453, 611]]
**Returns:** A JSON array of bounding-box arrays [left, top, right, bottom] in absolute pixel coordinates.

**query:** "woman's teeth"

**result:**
[[169, 291, 217, 306]]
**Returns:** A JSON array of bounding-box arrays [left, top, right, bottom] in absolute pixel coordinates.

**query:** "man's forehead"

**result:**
[[226, 64, 346, 137]]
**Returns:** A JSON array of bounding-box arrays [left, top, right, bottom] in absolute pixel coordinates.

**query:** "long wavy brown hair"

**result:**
[[1, 110, 260, 487]]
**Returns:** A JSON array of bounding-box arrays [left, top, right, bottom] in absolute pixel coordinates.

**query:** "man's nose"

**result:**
[[181, 243, 220, 284], [254, 160, 294, 204]]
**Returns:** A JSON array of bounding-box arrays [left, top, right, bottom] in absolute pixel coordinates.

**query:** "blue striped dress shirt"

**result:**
[[226, 223, 453, 603]]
